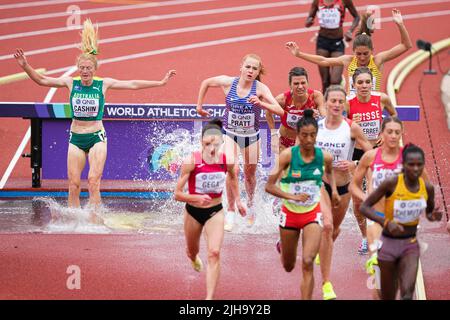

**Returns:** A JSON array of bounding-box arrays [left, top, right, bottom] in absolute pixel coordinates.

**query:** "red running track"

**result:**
[[0, 0, 449, 299]]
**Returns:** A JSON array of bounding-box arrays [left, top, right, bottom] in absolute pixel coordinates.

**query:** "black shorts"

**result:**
[[352, 148, 365, 161], [323, 181, 349, 198], [225, 130, 260, 149], [316, 35, 345, 53], [185, 203, 223, 226]]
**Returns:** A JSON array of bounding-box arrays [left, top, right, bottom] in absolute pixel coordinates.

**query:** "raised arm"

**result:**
[[374, 9, 412, 67], [381, 93, 397, 117], [343, 0, 361, 41], [285, 42, 351, 67], [196, 75, 233, 117], [14, 48, 70, 88], [103, 70, 176, 90], [305, 0, 319, 27], [248, 82, 284, 116]]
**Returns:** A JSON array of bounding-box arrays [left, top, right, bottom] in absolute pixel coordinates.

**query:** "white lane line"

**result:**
[[0, 1, 307, 41], [0, 66, 77, 190], [0, 0, 447, 41], [0, 0, 86, 10], [2, 5, 449, 63], [0, 0, 229, 24], [39, 9, 450, 76]]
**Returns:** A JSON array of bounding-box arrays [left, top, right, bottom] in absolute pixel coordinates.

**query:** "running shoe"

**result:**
[[224, 211, 235, 232], [276, 239, 281, 254], [191, 255, 203, 272], [315, 254, 320, 266], [358, 238, 369, 255], [322, 281, 337, 300], [365, 252, 378, 275]]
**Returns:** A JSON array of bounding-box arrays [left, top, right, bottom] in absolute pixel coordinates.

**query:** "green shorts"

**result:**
[[69, 129, 107, 152]]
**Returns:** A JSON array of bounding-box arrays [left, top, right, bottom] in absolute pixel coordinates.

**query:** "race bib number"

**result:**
[[318, 7, 341, 29], [72, 97, 100, 118], [195, 172, 226, 194], [286, 112, 302, 129], [372, 167, 402, 189], [287, 181, 320, 207], [360, 120, 381, 140], [393, 198, 427, 224], [227, 111, 255, 133]]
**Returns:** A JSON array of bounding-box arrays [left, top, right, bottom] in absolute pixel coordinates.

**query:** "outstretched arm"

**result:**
[[285, 41, 350, 67], [374, 9, 412, 66], [196, 75, 233, 117], [104, 70, 176, 90], [14, 48, 70, 88]]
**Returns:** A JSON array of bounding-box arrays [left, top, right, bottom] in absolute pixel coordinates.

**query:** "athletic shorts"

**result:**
[[279, 136, 296, 148], [279, 203, 323, 230], [352, 148, 365, 161], [378, 234, 420, 262], [185, 203, 223, 226], [69, 129, 107, 152], [225, 130, 260, 149], [316, 35, 345, 53], [367, 211, 385, 227], [323, 181, 349, 197]]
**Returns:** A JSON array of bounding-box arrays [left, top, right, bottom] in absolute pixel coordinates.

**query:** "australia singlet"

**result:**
[[347, 92, 383, 141], [370, 147, 403, 190], [384, 174, 428, 227], [70, 77, 105, 121], [188, 151, 227, 199], [316, 117, 354, 166], [281, 89, 318, 131], [347, 55, 382, 95], [280, 146, 324, 213], [317, 0, 345, 30], [223, 77, 260, 137]]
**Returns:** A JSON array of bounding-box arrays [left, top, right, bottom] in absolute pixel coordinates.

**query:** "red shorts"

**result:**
[[279, 203, 323, 230], [280, 136, 296, 148]]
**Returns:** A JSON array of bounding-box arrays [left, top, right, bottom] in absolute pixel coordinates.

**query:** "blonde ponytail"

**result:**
[[77, 19, 99, 69]]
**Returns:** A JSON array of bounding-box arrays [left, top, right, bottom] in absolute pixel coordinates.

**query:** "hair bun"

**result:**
[[303, 108, 314, 119]]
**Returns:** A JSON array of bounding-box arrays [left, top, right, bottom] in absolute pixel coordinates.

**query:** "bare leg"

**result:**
[[279, 227, 300, 273], [398, 252, 419, 300], [224, 135, 239, 212], [67, 144, 87, 208], [379, 259, 399, 300], [184, 209, 203, 264], [319, 187, 333, 283], [87, 141, 107, 223], [203, 210, 225, 300], [352, 194, 367, 240], [242, 140, 260, 208], [301, 223, 322, 300], [329, 50, 344, 86], [316, 48, 331, 93]]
